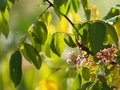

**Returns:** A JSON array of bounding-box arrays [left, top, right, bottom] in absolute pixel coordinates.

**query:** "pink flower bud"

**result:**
[[67, 58, 72, 64], [67, 51, 74, 57]]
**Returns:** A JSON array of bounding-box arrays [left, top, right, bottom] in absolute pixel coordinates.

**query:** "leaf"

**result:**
[[104, 22, 118, 47], [89, 21, 106, 53], [0, 0, 7, 12], [81, 0, 91, 20], [9, 0, 15, 4], [0, 10, 9, 38], [53, 0, 68, 16], [20, 43, 42, 69], [101, 82, 110, 90], [29, 21, 48, 45], [113, 19, 120, 38], [81, 29, 88, 45], [72, 74, 81, 90], [30, 33, 42, 52], [50, 33, 66, 57], [104, 5, 120, 20], [71, 0, 80, 12], [82, 67, 90, 81], [10, 50, 22, 87], [116, 51, 120, 65], [64, 34, 76, 48], [81, 82, 93, 90]]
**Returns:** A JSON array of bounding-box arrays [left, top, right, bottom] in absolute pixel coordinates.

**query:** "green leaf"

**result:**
[[64, 34, 76, 48], [72, 74, 81, 90], [53, 0, 68, 16], [82, 67, 90, 81], [101, 82, 110, 90], [29, 21, 48, 45], [44, 34, 52, 57], [104, 22, 118, 47], [50, 33, 66, 57], [116, 51, 120, 65], [89, 21, 106, 53], [104, 5, 120, 20], [0, 10, 9, 38], [9, 0, 15, 4], [81, 29, 88, 45], [30, 33, 42, 52], [20, 43, 42, 69], [0, 0, 7, 12], [81, 0, 91, 20], [105, 15, 120, 24], [71, 0, 80, 12], [81, 82, 93, 90], [10, 50, 22, 87]]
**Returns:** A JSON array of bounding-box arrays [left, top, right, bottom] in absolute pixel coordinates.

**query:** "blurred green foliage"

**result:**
[[0, 0, 120, 90]]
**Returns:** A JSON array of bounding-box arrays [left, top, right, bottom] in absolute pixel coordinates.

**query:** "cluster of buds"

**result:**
[[66, 48, 93, 68], [96, 47, 116, 66]]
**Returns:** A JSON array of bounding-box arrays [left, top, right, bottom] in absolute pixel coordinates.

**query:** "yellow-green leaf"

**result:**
[[20, 43, 42, 69]]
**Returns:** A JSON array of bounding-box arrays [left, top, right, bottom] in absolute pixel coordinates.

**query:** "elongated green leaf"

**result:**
[[10, 50, 22, 87], [104, 22, 118, 47], [71, 0, 80, 12], [0, 10, 9, 38], [72, 74, 81, 90], [20, 43, 42, 69], [0, 0, 7, 12], [81, 0, 91, 20], [50, 33, 66, 57], [89, 21, 106, 53], [82, 67, 90, 81], [64, 34, 76, 48], [29, 21, 48, 45]]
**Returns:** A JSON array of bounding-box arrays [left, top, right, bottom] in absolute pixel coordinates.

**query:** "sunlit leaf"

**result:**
[[28, 21, 48, 45], [10, 50, 22, 87], [81, 0, 91, 20], [64, 34, 76, 48], [0, 0, 7, 12], [82, 67, 90, 81], [89, 21, 106, 53], [30, 34, 42, 52], [114, 20, 120, 38], [72, 74, 81, 90], [44, 34, 52, 57], [104, 22, 118, 47], [0, 9, 9, 38], [71, 0, 80, 12], [20, 43, 42, 69], [104, 5, 120, 20], [53, 0, 68, 16], [40, 12, 52, 25], [50, 32, 66, 57]]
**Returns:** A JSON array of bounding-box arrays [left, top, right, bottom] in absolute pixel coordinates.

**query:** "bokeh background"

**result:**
[[0, 0, 120, 90]]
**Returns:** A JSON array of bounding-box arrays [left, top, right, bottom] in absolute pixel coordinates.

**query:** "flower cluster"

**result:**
[[66, 46, 118, 68], [66, 48, 93, 68], [96, 47, 116, 66]]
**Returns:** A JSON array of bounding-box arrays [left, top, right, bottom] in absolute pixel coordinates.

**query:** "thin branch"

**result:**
[[34, 4, 51, 24], [46, 0, 80, 34]]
